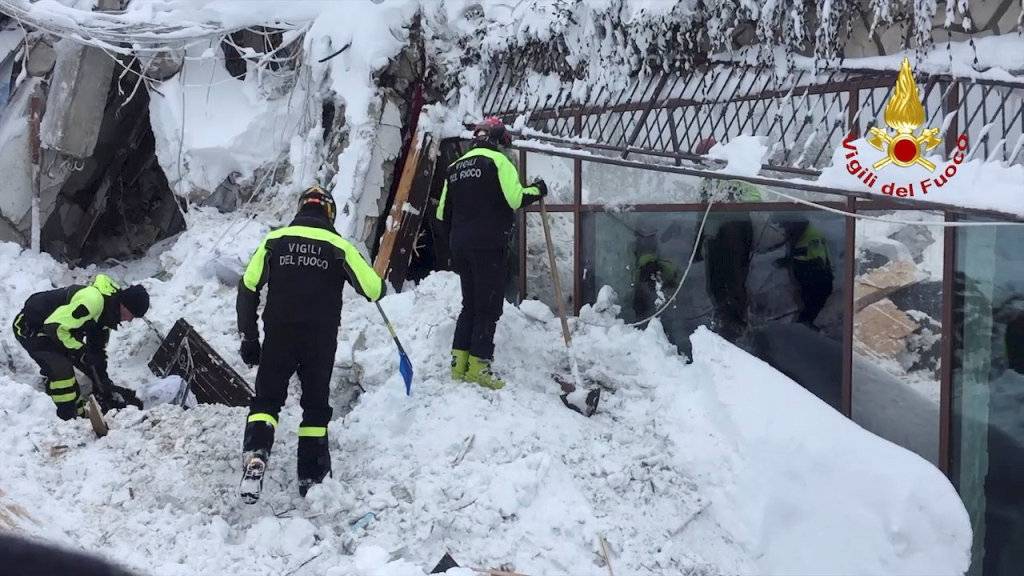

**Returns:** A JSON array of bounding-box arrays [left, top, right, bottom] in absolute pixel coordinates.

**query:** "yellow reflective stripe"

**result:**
[[43, 286, 104, 350], [448, 148, 537, 210], [261, 226, 383, 302], [436, 180, 448, 221], [50, 391, 78, 403], [92, 274, 119, 296], [14, 314, 23, 337], [297, 426, 327, 438], [49, 377, 76, 390], [242, 238, 270, 292], [247, 413, 278, 427]]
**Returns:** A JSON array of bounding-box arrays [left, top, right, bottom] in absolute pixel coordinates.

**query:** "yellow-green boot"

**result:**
[[451, 349, 470, 381], [466, 355, 505, 390]]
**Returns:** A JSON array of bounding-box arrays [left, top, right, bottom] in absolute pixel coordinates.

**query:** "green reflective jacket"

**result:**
[[20, 274, 120, 351]]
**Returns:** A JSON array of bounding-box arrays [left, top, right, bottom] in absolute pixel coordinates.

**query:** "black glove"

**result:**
[[532, 179, 548, 197], [240, 338, 261, 366], [80, 348, 107, 372], [109, 385, 144, 410]]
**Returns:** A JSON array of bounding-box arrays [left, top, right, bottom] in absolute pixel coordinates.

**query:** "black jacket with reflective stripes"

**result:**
[[236, 211, 384, 341], [435, 143, 541, 251], [17, 275, 120, 358]]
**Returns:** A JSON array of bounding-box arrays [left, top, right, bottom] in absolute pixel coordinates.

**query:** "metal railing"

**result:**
[[481, 54, 1024, 174]]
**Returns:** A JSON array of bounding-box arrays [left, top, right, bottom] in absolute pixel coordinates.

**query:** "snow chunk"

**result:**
[[707, 135, 768, 177], [518, 298, 555, 323], [245, 517, 316, 557]]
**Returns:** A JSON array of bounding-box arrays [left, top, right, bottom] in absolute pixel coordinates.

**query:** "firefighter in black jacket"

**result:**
[[435, 117, 546, 390], [236, 185, 384, 502], [12, 274, 149, 419]]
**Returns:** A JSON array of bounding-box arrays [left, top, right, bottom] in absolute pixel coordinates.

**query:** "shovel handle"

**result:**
[[538, 197, 572, 348]]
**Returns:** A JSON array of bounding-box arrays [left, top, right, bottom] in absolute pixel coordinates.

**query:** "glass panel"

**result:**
[[953, 223, 1024, 576], [525, 212, 574, 311], [579, 211, 700, 352], [583, 160, 843, 205], [583, 161, 703, 204], [852, 211, 943, 465], [580, 206, 846, 407], [526, 152, 574, 204]]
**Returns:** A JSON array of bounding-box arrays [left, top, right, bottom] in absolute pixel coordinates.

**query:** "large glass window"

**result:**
[[525, 212, 574, 311], [852, 211, 943, 464], [953, 223, 1024, 576], [526, 152, 574, 204], [579, 202, 846, 407]]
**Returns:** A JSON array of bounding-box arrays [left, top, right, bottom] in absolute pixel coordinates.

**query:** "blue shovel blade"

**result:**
[[399, 352, 414, 395]]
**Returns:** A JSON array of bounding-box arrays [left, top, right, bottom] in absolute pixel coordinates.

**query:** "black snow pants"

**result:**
[[451, 246, 506, 360], [12, 312, 85, 420], [704, 217, 754, 341], [243, 322, 336, 483]]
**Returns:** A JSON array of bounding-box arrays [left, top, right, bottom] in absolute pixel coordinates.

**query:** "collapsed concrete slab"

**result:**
[[40, 40, 115, 159]]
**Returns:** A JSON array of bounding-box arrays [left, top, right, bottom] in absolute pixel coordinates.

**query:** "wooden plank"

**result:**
[[381, 134, 438, 287], [374, 129, 425, 277]]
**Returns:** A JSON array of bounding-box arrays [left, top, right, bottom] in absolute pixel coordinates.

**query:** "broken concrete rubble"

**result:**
[[25, 37, 55, 78]]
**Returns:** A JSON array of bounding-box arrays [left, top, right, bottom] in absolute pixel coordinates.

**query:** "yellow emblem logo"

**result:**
[[866, 57, 943, 171]]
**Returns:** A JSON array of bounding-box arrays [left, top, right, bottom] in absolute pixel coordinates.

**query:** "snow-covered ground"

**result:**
[[0, 211, 972, 575]]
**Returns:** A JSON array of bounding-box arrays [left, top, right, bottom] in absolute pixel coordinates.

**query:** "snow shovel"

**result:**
[[538, 196, 600, 417], [376, 302, 414, 395]]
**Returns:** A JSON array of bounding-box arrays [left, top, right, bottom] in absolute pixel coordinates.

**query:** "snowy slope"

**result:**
[[0, 213, 971, 575]]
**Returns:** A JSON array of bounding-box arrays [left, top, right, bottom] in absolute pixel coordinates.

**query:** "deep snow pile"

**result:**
[[0, 213, 972, 575]]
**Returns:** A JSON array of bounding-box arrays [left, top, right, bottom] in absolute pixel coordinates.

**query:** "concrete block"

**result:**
[[40, 40, 115, 159], [26, 40, 55, 77]]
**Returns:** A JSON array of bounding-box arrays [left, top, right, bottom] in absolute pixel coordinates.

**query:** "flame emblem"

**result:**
[[867, 58, 942, 171]]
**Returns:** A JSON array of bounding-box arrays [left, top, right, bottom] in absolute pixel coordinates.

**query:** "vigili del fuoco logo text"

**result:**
[[841, 57, 969, 197]]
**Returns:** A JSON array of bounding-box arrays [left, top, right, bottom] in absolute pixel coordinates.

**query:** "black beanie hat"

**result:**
[[119, 284, 150, 318]]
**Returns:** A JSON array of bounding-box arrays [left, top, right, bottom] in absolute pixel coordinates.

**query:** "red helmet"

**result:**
[[473, 117, 512, 147]]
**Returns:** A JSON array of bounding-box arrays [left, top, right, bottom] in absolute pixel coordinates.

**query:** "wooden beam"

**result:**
[[373, 129, 439, 287], [374, 130, 425, 277]]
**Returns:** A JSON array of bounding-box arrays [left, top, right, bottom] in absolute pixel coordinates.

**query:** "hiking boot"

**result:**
[[239, 450, 269, 504], [450, 349, 469, 381], [466, 356, 505, 390], [297, 435, 331, 497]]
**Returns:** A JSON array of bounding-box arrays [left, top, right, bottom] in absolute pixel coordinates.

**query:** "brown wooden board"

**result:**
[[148, 318, 254, 407], [86, 394, 108, 438], [374, 130, 439, 287]]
